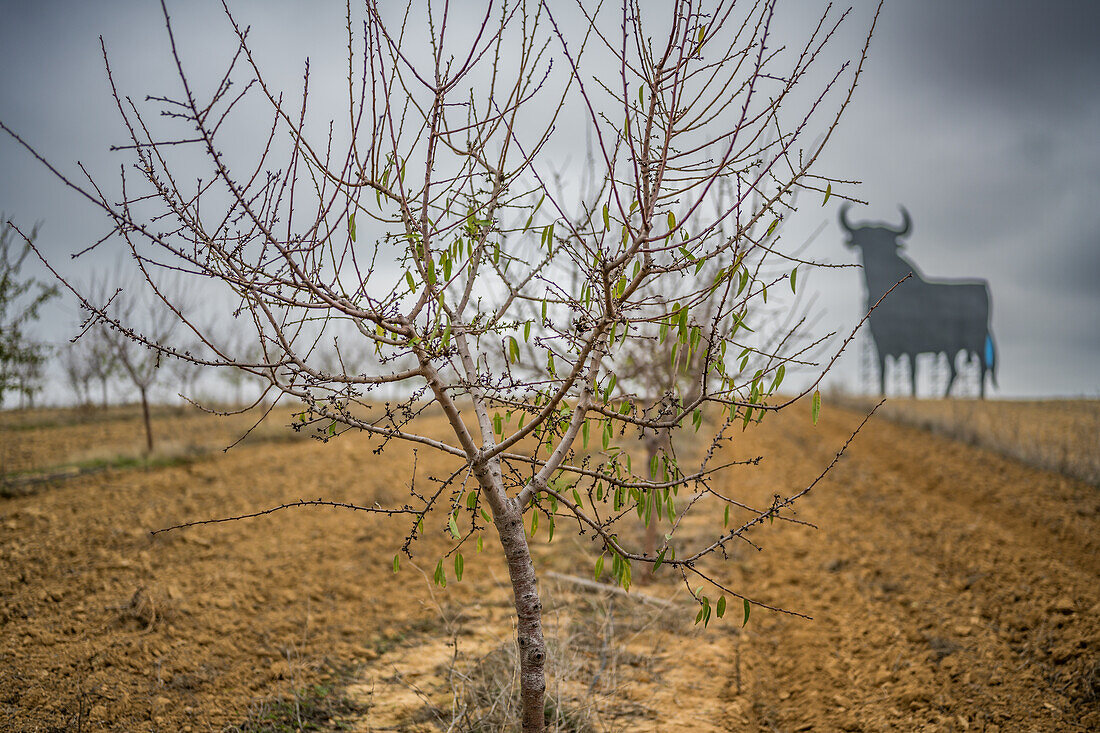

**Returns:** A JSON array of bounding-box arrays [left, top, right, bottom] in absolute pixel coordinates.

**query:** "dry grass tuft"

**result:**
[[838, 397, 1100, 486]]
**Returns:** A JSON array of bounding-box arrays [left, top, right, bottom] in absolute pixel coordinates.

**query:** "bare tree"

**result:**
[[3, 1, 881, 728], [168, 336, 207, 408], [61, 338, 96, 407], [85, 324, 118, 409], [95, 276, 187, 452]]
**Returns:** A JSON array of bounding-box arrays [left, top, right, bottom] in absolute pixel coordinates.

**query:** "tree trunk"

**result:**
[[478, 461, 547, 732], [139, 386, 153, 453]]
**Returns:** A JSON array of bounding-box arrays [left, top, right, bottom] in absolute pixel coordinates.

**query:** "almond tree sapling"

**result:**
[[2, 1, 881, 729]]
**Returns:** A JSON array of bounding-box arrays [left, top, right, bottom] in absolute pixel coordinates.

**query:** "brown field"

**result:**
[[835, 397, 1100, 487], [1, 400, 1097, 731]]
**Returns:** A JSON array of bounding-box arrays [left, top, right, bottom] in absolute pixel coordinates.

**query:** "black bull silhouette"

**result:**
[[839, 205, 998, 397]]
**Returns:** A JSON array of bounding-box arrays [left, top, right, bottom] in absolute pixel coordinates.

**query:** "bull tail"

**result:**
[[984, 333, 998, 388]]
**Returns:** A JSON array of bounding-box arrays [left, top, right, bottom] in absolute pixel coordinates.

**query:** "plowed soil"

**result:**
[[1, 401, 1097, 731]]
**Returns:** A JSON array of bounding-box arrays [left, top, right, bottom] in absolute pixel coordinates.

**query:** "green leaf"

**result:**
[[716, 595, 726, 618], [693, 408, 703, 432], [742, 598, 751, 627], [811, 389, 822, 426], [448, 512, 460, 538], [530, 511, 538, 535], [602, 420, 611, 450], [602, 203, 610, 231], [466, 492, 477, 510], [667, 211, 676, 231], [476, 535, 483, 552], [766, 218, 779, 237], [790, 266, 798, 293], [493, 412, 503, 436], [392, 554, 400, 573], [508, 336, 520, 364], [572, 488, 583, 507], [724, 505, 730, 528], [454, 552, 464, 581], [582, 419, 590, 449], [594, 555, 605, 581], [653, 546, 667, 573], [773, 364, 786, 391], [480, 507, 492, 523], [823, 183, 832, 205], [349, 212, 356, 242], [524, 321, 531, 342], [604, 374, 617, 402], [405, 271, 416, 292]]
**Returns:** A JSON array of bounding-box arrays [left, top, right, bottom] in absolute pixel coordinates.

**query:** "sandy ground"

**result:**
[[0, 401, 1097, 731]]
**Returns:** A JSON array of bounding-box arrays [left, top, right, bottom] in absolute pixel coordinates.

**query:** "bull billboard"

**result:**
[[840, 205, 997, 398]]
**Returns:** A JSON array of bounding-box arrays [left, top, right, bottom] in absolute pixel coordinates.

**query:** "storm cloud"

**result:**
[[1, 0, 1097, 399]]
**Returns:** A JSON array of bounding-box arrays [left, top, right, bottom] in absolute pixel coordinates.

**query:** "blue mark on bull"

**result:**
[[840, 205, 998, 398]]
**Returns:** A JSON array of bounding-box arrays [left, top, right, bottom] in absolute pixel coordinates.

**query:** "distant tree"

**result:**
[[0, 218, 58, 409], [62, 318, 121, 408], [217, 324, 270, 406], [168, 336, 207, 408], [9, 343, 49, 409], [85, 324, 118, 409], [61, 340, 95, 407], [4, 1, 882, 729], [94, 276, 187, 451]]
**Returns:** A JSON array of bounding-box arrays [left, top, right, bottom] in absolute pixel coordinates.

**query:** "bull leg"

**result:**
[[909, 353, 918, 398], [943, 351, 958, 397], [878, 354, 887, 396], [979, 353, 987, 399]]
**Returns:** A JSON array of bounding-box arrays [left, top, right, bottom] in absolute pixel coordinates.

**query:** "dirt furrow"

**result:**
[[2, 403, 1096, 731], [733, 406, 1099, 732]]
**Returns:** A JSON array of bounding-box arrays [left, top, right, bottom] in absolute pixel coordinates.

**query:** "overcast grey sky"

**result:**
[[1, 0, 1097, 402]]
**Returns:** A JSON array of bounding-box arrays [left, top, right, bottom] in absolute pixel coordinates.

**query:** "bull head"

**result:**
[[839, 204, 911, 249]]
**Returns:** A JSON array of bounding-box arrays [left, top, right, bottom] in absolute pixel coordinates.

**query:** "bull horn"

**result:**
[[890, 206, 912, 237], [838, 203, 855, 234]]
